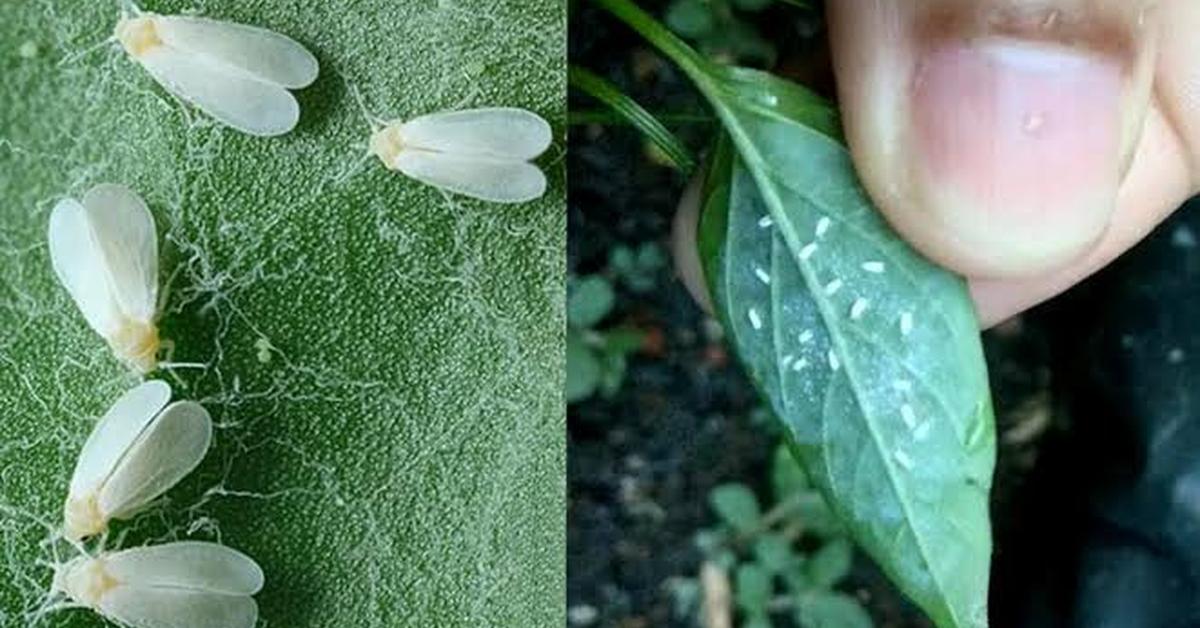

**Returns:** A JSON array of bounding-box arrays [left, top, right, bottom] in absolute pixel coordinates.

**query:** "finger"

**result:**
[[971, 106, 1193, 326], [971, 0, 1200, 324], [827, 0, 1160, 279]]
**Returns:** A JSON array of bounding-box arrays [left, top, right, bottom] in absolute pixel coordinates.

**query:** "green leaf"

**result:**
[[568, 275, 616, 328], [568, 333, 603, 403], [796, 591, 875, 628], [744, 615, 775, 628], [593, 2, 996, 626], [735, 563, 773, 614], [770, 442, 810, 499], [807, 539, 852, 589], [792, 492, 843, 540], [0, 1, 564, 626], [569, 66, 696, 173], [596, 348, 629, 398], [753, 533, 796, 574], [710, 483, 762, 533]]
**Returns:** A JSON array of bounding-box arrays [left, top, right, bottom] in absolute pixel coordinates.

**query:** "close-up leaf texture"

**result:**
[[0, 1, 565, 626]]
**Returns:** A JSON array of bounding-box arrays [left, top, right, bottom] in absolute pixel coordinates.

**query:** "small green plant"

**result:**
[[608, 242, 668, 294], [672, 444, 875, 627], [567, 274, 645, 403]]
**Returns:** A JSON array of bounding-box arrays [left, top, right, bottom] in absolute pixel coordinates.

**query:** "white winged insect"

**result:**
[[53, 541, 263, 628], [367, 107, 553, 204], [114, 4, 318, 137], [49, 184, 163, 373], [63, 381, 212, 541]]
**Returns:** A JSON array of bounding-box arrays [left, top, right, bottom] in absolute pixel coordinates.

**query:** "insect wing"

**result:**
[[395, 151, 547, 204], [68, 381, 172, 499], [104, 542, 264, 595], [81, 184, 159, 323], [98, 401, 212, 520], [155, 16, 318, 89], [48, 198, 125, 337], [100, 587, 258, 628], [400, 108, 552, 160], [138, 45, 300, 137]]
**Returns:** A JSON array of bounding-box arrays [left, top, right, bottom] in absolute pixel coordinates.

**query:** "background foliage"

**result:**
[[0, 1, 565, 626]]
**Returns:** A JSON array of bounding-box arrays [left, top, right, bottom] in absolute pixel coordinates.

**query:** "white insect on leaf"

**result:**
[[815, 216, 831, 238], [53, 541, 262, 628], [747, 307, 763, 330], [114, 5, 318, 137], [63, 381, 212, 541], [48, 184, 162, 373], [368, 107, 552, 204]]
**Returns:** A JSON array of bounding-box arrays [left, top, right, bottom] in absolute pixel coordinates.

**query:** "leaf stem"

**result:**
[[591, 0, 717, 95], [569, 65, 697, 173]]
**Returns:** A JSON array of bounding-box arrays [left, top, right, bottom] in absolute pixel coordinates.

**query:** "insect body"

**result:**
[[63, 381, 212, 541], [48, 184, 161, 373], [115, 11, 319, 136], [369, 107, 552, 204], [53, 541, 263, 628]]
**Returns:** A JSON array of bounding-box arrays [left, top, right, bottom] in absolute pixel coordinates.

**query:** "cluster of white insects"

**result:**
[[44, 134, 264, 626], [753, 211, 929, 472], [49, 380, 262, 627], [35, 1, 555, 625], [113, 3, 552, 202]]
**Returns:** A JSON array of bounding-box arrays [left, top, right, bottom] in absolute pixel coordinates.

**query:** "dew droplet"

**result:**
[[799, 243, 818, 260], [758, 215, 774, 229], [754, 266, 771, 285], [823, 279, 843, 296], [861, 261, 885, 274]]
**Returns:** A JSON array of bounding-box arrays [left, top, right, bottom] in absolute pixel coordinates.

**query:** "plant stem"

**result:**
[[592, 0, 716, 94], [569, 65, 697, 172]]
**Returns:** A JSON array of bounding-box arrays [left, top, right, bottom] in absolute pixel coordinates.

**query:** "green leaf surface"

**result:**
[[696, 83, 994, 628], [568, 275, 616, 329], [806, 539, 852, 589], [770, 441, 809, 499], [796, 591, 874, 628], [591, 1, 997, 626], [567, 332, 602, 403], [710, 482, 761, 533], [752, 533, 796, 575], [0, 1, 564, 626], [735, 563, 772, 614]]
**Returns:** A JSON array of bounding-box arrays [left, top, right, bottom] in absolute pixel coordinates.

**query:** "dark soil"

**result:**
[[567, 4, 1068, 628]]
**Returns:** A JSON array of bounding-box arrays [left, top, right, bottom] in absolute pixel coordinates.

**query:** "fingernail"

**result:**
[[910, 39, 1123, 275]]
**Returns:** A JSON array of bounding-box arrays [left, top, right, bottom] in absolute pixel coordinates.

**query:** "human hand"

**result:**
[[674, 0, 1200, 327]]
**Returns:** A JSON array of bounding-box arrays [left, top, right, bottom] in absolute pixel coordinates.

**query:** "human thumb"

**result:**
[[827, 0, 1159, 278]]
